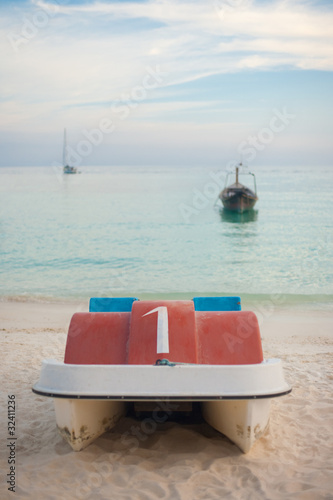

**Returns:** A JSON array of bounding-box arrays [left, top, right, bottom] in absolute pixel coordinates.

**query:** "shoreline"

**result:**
[[1, 296, 332, 339], [2, 291, 333, 307]]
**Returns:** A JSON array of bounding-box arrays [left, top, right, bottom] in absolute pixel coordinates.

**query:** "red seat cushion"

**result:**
[[196, 311, 263, 364], [64, 312, 130, 364], [127, 300, 198, 364]]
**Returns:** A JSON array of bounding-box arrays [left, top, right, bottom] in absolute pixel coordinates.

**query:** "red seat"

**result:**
[[196, 311, 263, 365], [64, 306, 263, 367], [127, 300, 198, 364], [64, 312, 131, 364]]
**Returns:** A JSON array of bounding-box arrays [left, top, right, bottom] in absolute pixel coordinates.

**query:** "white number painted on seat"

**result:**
[[143, 306, 169, 353]]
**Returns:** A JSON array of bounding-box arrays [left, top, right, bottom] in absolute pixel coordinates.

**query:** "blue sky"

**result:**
[[0, 0, 332, 167]]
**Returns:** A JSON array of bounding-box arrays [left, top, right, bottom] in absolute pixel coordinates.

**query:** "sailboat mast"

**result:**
[[63, 128, 67, 166]]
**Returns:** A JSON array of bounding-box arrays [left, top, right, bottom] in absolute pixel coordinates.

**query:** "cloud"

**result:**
[[3, 3, 332, 75], [0, 0, 332, 166]]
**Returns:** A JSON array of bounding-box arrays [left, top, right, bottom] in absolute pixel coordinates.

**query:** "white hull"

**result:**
[[33, 359, 290, 452], [202, 399, 271, 453], [53, 398, 270, 453], [54, 399, 126, 451]]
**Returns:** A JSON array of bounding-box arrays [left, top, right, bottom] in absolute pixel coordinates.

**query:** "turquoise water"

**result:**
[[0, 165, 332, 308]]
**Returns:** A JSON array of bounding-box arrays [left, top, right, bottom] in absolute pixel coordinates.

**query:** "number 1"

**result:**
[[143, 306, 169, 353]]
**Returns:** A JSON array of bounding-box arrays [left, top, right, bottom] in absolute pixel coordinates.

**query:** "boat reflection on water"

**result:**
[[219, 208, 258, 224]]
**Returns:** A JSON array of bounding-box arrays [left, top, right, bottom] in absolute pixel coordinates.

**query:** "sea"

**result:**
[[0, 164, 332, 310]]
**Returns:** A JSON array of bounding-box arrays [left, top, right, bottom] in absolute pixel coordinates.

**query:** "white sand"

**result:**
[[0, 300, 332, 499]]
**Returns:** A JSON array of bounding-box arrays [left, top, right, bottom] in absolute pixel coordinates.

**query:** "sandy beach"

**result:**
[[0, 299, 332, 500]]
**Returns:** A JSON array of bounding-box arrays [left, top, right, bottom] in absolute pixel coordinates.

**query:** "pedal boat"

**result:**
[[32, 297, 291, 453]]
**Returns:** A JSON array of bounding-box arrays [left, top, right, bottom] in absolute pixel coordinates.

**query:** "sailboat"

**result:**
[[63, 129, 78, 174], [219, 162, 258, 213]]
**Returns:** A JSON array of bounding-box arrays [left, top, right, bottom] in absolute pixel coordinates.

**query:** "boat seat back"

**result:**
[[193, 296, 241, 311], [196, 311, 263, 365], [127, 300, 198, 364], [89, 297, 138, 312], [64, 312, 131, 364], [64, 300, 262, 366]]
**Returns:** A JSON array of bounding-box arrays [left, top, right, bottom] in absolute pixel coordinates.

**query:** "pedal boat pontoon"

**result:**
[[32, 297, 291, 453]]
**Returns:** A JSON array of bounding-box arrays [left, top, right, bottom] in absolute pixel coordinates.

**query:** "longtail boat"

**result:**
[[220, 163, 258, 213]]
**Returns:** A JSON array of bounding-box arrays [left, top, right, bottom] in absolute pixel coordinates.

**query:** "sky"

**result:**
[[0, 0, 332, 167]]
